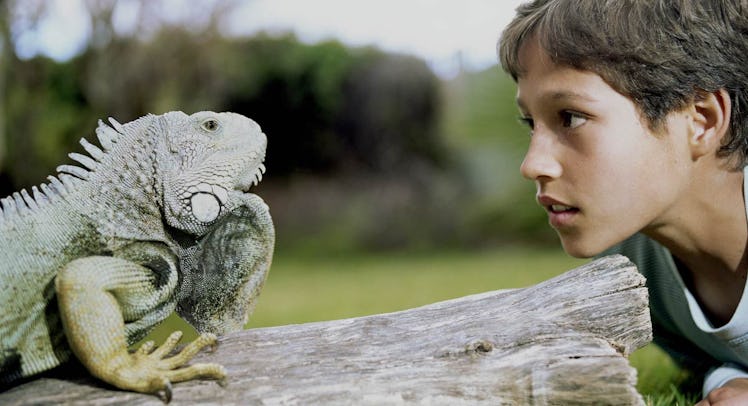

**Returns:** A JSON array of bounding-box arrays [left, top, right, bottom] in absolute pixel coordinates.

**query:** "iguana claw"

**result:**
[[159, 380, 173, 403]]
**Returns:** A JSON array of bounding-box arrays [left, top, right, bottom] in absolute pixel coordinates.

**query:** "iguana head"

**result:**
[[158, 111, 267, 236]]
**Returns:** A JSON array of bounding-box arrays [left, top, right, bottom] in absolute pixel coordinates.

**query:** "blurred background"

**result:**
[[0, 0, 556, 253], [0, 1, 693, 400]]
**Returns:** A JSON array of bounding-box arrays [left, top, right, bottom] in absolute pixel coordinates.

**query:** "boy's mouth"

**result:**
[[537, 195, 577, 211], [549, 204, 578, 213], [538, 195, 580, 227], [546, 205, 580, 228]]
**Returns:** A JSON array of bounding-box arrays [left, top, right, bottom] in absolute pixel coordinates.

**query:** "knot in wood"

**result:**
[[435, 339, 494, 359], [465, 339, 493, 355]]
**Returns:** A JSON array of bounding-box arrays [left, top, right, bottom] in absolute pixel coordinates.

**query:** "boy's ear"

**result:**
[[689, 88, 731, 159]]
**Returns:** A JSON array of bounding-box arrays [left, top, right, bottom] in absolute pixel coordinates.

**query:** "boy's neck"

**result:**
[[643, 163, 747, 326]]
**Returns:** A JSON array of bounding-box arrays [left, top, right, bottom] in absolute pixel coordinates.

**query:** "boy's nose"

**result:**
[[520, 133, 562, 181]]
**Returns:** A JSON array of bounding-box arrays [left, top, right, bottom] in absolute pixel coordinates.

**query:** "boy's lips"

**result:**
[[537, 195, 580, 228], [537, 195, 575, 209], [549, 204, 575, 212]]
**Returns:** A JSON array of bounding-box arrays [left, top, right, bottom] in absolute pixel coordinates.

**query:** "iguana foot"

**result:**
[[109, 331, 226, 402]]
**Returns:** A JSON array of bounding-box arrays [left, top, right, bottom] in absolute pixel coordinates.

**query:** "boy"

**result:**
[[499, 0, 748, 404]]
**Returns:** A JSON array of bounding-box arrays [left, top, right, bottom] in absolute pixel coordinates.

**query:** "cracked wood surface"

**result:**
[[1, 254, 651, 405]]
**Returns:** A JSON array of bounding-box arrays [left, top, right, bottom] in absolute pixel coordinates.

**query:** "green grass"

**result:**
[[250, 248, 586, 326], [145, 248, 700, 403]]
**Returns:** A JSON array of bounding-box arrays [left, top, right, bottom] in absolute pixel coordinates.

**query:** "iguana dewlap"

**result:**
[[0, 111, 275, 400]]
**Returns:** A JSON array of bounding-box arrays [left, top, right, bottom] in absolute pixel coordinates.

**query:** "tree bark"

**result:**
[[1, 254, 651, 405]]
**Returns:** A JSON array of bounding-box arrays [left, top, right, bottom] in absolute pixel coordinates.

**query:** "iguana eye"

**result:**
[[201, 119, 220, 132]]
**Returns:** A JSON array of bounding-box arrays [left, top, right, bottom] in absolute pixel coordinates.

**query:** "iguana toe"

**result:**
[[136, 340, 156, 355], [101, 331, 225, 399]]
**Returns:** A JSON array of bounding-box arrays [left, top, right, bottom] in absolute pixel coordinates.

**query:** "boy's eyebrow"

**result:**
[[549, 90, 598, 102], [516, 91, 598, 111]]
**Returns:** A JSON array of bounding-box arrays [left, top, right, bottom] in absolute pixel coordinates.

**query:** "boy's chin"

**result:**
[[558, 234, 612, 259]]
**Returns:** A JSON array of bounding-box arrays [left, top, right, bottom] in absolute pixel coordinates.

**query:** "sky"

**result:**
[[12, 0, 527, 78]]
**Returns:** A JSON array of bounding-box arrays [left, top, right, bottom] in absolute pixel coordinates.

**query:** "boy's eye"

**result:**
[[560, 111, 586, 129]]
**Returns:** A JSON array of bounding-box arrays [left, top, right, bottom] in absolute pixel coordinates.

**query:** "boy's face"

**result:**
[[515, 39, 693, 257]]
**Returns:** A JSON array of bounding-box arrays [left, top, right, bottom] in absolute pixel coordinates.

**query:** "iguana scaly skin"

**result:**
[[0, 111, 275, 400]]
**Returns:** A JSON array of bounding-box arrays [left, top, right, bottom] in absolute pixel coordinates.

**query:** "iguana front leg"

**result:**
[[55, 252, 224, 401]]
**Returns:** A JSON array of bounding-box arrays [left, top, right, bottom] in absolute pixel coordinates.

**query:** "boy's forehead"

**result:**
[[515, 37, 610, 109], [515, 36, 554, 77]]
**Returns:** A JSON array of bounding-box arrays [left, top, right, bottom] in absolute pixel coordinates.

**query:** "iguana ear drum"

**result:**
[[190, 193, 221, 223]]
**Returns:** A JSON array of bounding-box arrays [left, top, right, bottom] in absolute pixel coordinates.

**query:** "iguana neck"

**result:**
[[77, 116, 168, 244]]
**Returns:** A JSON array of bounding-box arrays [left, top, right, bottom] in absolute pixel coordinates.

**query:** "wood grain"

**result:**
[[1, 254, 651, 405]]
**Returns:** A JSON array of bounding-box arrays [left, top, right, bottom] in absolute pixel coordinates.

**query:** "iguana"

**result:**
[[0, 111, 275, 401]]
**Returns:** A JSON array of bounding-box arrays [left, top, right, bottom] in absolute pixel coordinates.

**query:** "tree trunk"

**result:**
[[1, 254, 651, 405]]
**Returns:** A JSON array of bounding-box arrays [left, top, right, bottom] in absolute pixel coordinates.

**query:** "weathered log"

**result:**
[[1, 254, 651, 405]]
